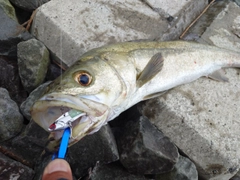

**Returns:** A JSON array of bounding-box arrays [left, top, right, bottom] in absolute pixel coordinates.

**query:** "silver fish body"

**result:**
[[31, 41, 240, 151]]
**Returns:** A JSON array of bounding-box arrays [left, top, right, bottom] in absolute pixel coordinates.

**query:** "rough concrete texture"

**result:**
[[199, 2, 240, 50], [139, 67, 240, 180], [31, 0, 207, 67]]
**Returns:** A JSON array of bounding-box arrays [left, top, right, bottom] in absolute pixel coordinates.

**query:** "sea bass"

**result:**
[[31, 41, 240, 151]]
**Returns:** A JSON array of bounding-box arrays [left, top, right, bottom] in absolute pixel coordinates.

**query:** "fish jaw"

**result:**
[[31, 93, 110, 151]]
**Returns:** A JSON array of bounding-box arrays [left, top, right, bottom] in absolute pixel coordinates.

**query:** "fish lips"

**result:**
[[31, 93, 109, 140]]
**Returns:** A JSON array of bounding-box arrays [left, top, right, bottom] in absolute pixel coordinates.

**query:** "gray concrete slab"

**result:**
[[31, 0, 207, 67], [199, 2, 240, 51]]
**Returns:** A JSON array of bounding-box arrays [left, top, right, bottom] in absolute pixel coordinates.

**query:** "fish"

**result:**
[[31, 40, 240, 152]]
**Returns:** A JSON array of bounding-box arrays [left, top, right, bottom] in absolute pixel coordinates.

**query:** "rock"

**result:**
[[32, 156, 51, 180], [9, 120, 49, 167], [90, 161, 146, 180], [31, 0, 207, 67], [20, 81, 51, 121], [0, 152, 34, 179], [0, 0, 32, 57], [199, 2, 240, 51], [156, 155, 198, 180], [117, 116, 179, 175], [9, 0, 50, 12], [231, 171, 240, 180], [46, 63, 64, 81], [0, 88, 24, 142], [68, 124, 119, 178], [138, 68, 240, 180], [0, 56, 27, 106], [17, 38, 50, 93]]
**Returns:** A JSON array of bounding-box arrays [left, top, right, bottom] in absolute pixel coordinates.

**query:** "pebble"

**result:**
[[0, 88, 23, 142], [17, 38, 50, 93]]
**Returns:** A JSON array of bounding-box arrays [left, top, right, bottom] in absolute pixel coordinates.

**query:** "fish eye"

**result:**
[[74, 71, 92, 86]]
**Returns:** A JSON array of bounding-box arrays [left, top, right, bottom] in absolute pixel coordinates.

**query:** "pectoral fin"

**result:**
[[208, 69, 229, 82], [137, 53, 164, 88]]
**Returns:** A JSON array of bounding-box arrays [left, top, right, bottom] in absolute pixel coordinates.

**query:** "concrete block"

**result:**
[[139, 68, 240, 180], [199, 2, 240, 51], [31, 0, 207, 67]]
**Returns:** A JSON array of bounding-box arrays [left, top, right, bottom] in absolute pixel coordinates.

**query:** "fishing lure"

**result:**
[[50, 109, 85, 159], [48, 109, 86, 131]]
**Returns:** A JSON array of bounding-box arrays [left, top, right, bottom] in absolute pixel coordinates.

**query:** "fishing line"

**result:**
[[60, 0, 63, 85]]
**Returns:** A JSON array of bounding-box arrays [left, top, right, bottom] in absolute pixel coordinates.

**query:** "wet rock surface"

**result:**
[[67, 125, 119, 178], [90, 161, 146, 180], [0, 0, 32, 57], [117, 116, 179, 175], [155, 155, 198, 180], [17, 38, 50, 93], [0, 88, 24, 142], [0, 56, 27, 106], [9, 0, 50, 12], [1, 1, 240, 180], [0, 152, 34, 179]]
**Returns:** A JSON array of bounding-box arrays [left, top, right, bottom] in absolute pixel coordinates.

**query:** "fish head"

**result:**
[[31, 56, 124, 151]]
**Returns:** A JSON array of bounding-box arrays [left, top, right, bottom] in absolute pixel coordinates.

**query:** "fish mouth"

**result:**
[[31, 93, 109, 147]]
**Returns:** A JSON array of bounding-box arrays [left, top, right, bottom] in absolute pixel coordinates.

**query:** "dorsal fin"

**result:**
[[137, 53, 164, 88]]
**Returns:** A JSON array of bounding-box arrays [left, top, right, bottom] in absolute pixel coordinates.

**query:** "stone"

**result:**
[[0, 56, 27, 106], [18, 38, 50, 93], [0, 88, 24, 142], [90, 161, 146, 180], [67, 124, 119, 178], [9, 0, 50, 12], [20, 81, 51, 121], [117, 116, 179, 175], [46, 63, 64, 81], [138, 68, 240, 180], [156, 155, 198, 180], [0, 0, 32, 57], [10, 120, 49, 167], [0, 152, 34, 179], [31, 0, 207, 67]]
